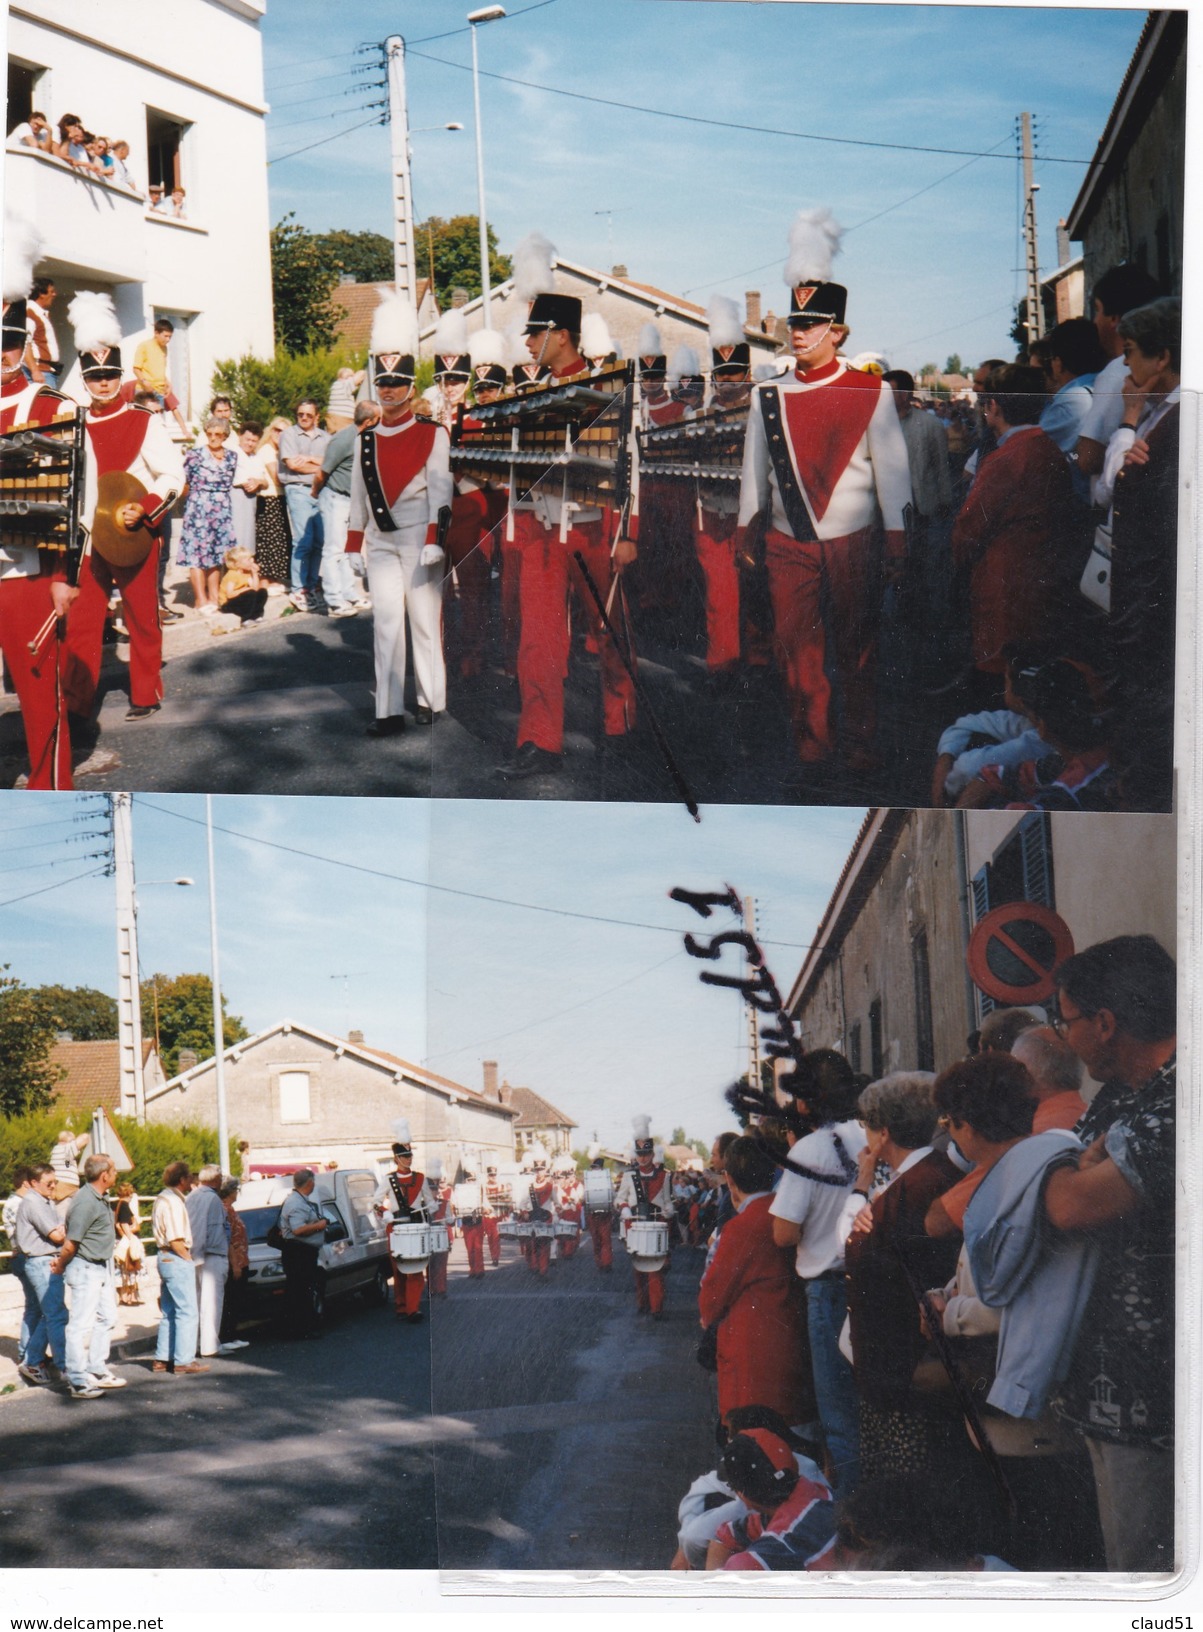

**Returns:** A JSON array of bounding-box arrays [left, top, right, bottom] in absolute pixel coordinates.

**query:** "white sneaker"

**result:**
[[91, 1373, 128, 1389], [198, 603, 217, 618], [69, 1382, 105, 1399], [354, 597, 372, 611], [217, 1340, 249, 1353], [288, 590, 311, 612], [329, 604, 358, 619]]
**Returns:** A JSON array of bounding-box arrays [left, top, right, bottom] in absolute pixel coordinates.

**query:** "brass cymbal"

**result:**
[[92, 470, 153, 568]]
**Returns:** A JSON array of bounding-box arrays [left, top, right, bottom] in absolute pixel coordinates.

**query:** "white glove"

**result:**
[[419, 544, 445, 567]]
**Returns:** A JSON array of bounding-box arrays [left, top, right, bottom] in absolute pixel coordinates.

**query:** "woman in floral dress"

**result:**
[[179, 418, 239, 614]]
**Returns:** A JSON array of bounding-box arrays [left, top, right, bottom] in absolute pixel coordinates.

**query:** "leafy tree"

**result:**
[[312, 229, 394, 284], [270, 213, 341, 352], [671, 1125, 687, 1147], [917, 362, 939, 381], [0, 971, 64, 1117], [944, 353, 963, 377], [24, 984, 117, 1042], [209, 347, 358, 427], [416, 214, 511, 308], [140, 973, 250, 1079]]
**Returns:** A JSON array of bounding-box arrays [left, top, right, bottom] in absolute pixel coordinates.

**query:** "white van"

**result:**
[[235, 1170, 390, 1321]]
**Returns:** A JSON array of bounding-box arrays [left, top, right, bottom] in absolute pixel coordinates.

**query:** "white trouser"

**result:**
[[365, 528, 446, 717], [195, 1255, 230, 1356]]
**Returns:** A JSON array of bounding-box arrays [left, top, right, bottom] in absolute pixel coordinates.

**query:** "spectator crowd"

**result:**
[[672, 933, 1175, 1574]]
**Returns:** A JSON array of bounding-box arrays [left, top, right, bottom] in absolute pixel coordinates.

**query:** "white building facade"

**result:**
[[4, 0, 273, 417]]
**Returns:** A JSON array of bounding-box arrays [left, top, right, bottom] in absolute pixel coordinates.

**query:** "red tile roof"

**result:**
[[48, 1040, 154, 1119], [506, 1085, 576, 1131], [330, 280, 434, 351]]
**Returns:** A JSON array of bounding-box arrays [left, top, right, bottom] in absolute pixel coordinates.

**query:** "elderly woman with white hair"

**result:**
[[842, 1071, 964, 1483], [179, 417, 240, 615]]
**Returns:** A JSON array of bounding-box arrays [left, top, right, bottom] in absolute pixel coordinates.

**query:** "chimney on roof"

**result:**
[[54, 1031, 73, 1043], [1056, 218, 1071, 266], [745, 290, 762, 328], [348, 1029, 365, 1047], [611, 264, 628, 280], [483, 1060, 498, 1098], [177, 1048, 198, 1074], [499, 1080, 513, 1108]]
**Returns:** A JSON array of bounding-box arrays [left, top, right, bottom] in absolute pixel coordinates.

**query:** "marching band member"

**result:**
[[465, 327, 518, 675], [346, 294, 452, 736], [526, 1149, 556, 1278], [496, 233, 636, 780], [427, 1155, 453, 1299], [554, 1158, 582, 1259], [373, 1121, 435, 1322], [581, 312, 618, 372], [483, 1161, 509, 1267], [458, 1164, 488, 1280], [584, 1145, 614, 1272], [614, 1116, 673, 1318], [634, 325, 696, 620], [430, 312, 495, 680], [62, 293, 183, 726], [737, 208, 912, 773], [694, 295, 754, 679], [0, 218, 77, 788]]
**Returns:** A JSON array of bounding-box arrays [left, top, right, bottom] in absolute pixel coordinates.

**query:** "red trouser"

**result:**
[[0, 576, 73, 789], [63, 541, 163, 714], [483, 1215, 501, 1264], [428, 1251, 449, 1296], [559, 1229, 578, 1259], [763, 527, 878, 762], [634, 1265, 667, 1314], [392, 1267, 425, 1315], [586, 1213, 613, 1269], [445, 489, 495, 678], [695, 508, 742, 671], [499, 525, 522, 676], [529, 1235, 551, 1276], [514, 512, 636, 753], [462, 1221, 486, 1277]]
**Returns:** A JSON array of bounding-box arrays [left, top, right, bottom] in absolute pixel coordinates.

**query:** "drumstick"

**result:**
[[27, 611, 58, 657]]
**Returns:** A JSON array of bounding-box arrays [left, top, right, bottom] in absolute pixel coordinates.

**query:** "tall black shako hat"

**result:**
[[390, 1117, 414, 1158], [785, 207, 847, 328], [370, 293, 419, 387], [632, 1113, 654, 1160], [637, 321, 667, 382], [70, 291, 124, 378], [707, 294, 751, 374], [513, 231, 581, 336], [2, 212, 40, 353], [432, 308, 471, 381]]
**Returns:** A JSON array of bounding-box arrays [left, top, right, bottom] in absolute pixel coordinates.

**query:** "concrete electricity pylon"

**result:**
[[386, 36, 418, 303], [112, 793, 147, 1123]]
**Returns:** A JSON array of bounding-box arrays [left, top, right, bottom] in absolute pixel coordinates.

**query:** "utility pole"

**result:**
[[386, 36, 417, 302], [743, 896, 761, 1091], [1020, 112, 1044, 344], [112, 794, 147, 1124], [206, 796, 230, 1175]]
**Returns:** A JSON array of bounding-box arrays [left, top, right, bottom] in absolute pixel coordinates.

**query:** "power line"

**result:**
[[267, 115, 384, 167], [133, 798, 820, 951], [408, 0, 561, 47], [0, 866, 110, 910], [407, 47, 1094, 166]]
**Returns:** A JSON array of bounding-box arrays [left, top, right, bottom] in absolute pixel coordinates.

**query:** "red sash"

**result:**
[[375, 421, 439, 507], [86, 403, 152, 474], [780, 366, 880, 521]]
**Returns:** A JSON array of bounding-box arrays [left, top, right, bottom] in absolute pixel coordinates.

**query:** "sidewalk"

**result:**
[[0, 1260, 161, 1394]]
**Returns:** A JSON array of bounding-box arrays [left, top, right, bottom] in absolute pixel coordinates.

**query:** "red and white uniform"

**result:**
[[512, 356, 636, 755], [614, 1161, 672, 1315], [693, 396, 748, 672], [62, 401, 182, 717], [428, 1181, 454, 1297], [376, 1167, 435, 1316], [738, 359, 912, 762], [555, 1175, 583, 1259], [444, 404, 505, 679], [525, 1173, 556, 1277], [0, 378, 75, 787], [346, 413, 453, 720], [636, 391, 696, 614], [483, 1175, 509, 1266], [583, 1165, 614, 1271]]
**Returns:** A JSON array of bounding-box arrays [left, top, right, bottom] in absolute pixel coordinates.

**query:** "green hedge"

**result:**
[[208, 349, 434, 427]]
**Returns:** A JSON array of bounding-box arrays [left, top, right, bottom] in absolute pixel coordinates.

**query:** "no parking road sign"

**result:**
[[967, 902, 1076, 1005]]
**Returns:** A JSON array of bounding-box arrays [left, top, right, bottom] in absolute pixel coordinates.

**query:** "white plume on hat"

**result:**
[[751, 361, 778, 383], [68, 291, 121, 355], [654, 1143, 665, 1164], [390, 1117, 412, 1145], [784, 207, 843, 287], [668, 344, 701, 386], [631, 1114, 652, 1142], [469, 326, 508, 368], [432, 308, 469, 353], [637, 322, 663, 359], [428, 1156, 443, 1181], [851, 350, 889, 374], [370, 292, 419, 355], [580, 312, 614, 360], [587, 1141, 601, 1160], [505, 321, 531, 366], [3, 212, 42, 303], [707, 294, 745, 350], [528, 1140, 549, 1166], [512, 231, 557, 302]]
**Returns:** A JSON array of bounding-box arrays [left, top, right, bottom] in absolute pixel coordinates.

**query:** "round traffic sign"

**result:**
[[967, 901, 1075, 1005]]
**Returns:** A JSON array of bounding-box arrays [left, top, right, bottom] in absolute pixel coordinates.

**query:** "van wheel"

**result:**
[[366, 1263, 391, 1306]]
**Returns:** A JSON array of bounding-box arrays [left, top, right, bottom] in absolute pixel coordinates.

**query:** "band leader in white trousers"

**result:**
[[365, 528, 447, 717]]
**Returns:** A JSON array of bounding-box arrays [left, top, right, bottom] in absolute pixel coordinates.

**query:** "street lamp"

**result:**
[[468, 5, 506, 329]]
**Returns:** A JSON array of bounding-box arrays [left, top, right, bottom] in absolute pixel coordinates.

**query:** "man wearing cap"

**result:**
[[738, 208, 912, 773], [346, 294, 452, 736], [614, 1117, 672, 1316], [0, 270, 79, 788], [374, 1130, 436, 1321], [61, 292, 183, 726], [706, 1428, 837, 1571], [497, 234, 636, 779]]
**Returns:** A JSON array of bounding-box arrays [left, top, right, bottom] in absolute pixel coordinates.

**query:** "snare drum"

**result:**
[[515, 1221, 534, 1239], [583, 1169, 613, 1214], [532, 1221, 556, 1241], [625, 1218, 669, 1272], [554, 1219, 578, 1238], [428, 1222, 450, 1255], [389, 1220, 431, 1269]]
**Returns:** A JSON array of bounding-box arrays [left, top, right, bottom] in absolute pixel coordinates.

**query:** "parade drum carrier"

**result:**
[[453, 1180, 484, 1222], [554, 1218, 578, 1238], [583, 1169, 613, 1214], [428, 1222, 450, 1255], [389, 1221, 431, 1269], [532, 1220, 556, 1241], [626, 1219, 670, 1272]]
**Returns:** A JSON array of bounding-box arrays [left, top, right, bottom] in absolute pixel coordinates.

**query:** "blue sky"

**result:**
[[0, 793, 864, 1151], [262, 0, 1151, 371]]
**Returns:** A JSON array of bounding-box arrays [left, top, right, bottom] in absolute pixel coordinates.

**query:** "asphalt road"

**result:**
[[0, 584, 946, 808], [0, 1234, 719, 1575]]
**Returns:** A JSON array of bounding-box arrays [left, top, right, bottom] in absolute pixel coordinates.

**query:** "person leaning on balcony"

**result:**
[[52, 114, 87, 168], [109, 140, 138, 193], [8, 111, 52, 152]]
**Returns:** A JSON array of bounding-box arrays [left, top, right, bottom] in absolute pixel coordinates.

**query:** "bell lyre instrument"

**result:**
[[637, 404, 749, 521], [0, 407, 89, 653]]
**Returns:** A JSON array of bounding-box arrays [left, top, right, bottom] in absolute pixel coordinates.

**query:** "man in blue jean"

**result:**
[[277, 399, 330, 612], [770, 1051, 866, 1498], [150, 1161, 208, 1377], [13, 1162, 68, 1385], [50, 1154, 126, 1400]]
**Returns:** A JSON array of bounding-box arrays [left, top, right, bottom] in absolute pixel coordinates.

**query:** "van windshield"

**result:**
[[239, 1205, 282, 1244]]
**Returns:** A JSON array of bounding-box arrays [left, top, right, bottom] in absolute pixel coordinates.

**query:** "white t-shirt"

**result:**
[[769, 1118, 866, 1279]]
